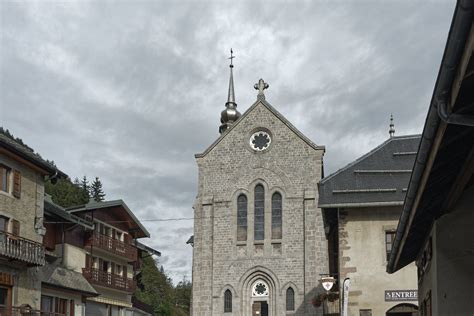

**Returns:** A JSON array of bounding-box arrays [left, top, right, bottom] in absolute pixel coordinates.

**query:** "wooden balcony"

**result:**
[[0, 306, 65, 315], [82, 268, 136, 292], [0, 231, 45, 266], [87, 233, 137, 262]]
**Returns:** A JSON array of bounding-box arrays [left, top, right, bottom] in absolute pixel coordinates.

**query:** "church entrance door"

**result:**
[[252, 301, 268, 316]]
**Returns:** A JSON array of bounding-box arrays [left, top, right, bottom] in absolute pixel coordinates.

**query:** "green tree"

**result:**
[[134, 257, 175, 315], [90, 177, 105, 202], [45, 177, 90, 208], [80, 176, 90, 202], [174, 276, 192, 314]]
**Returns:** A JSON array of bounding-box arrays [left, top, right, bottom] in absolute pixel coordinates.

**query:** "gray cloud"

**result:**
[[1, 0, 455, 283]]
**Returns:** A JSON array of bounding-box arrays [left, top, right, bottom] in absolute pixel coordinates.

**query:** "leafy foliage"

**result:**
[[45, 177, 90, 208], [135, 257, 192, 315]]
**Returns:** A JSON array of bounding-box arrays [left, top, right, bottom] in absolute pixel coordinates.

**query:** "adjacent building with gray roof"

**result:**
[[319, 134, 420, 316]]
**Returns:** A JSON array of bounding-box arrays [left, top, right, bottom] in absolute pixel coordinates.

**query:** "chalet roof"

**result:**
[[0, 133, 67, 177], [67, 200, 150, 238], [44, 196, 94, 229], [135, 241, 161, 257], [388, 0, 474, 273], [195, 98, 325, 158], [318, 135, 420, 208], [40, 264, 98, 296]]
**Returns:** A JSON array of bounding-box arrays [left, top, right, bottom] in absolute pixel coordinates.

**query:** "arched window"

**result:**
[[224, 289, 232, 312], [254, 184, 265, 240], [286, 287, 295, 311], [237, 194, 247, 241], [272, 192, 282, 239]]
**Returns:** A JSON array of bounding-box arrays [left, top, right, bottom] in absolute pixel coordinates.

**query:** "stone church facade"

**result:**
[[191, 59, 328, 316]]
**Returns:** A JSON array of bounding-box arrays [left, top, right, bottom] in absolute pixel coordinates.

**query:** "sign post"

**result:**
[[341, 278, 350, 316]]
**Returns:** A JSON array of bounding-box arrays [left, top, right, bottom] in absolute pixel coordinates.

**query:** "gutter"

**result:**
[[388, 0, 474, 273]]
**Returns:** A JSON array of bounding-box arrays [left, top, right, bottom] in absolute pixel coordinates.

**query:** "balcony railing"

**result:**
[[88, 233, 137, 262], [0, 231, 45, 266], [82, 268, 136, 292], [0, 306, 65, 316]]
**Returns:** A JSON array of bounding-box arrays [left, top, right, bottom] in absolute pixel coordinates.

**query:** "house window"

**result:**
[[286, 287, 295, 311], [116, 264, 123, 276], [0, 216, 8, 233], [41, 295, 54, 313], [359, 309, 372, 316], [237, 194, 248, 241], [271, 192, 282, 239], [42, 295, 71, 316], [224, 289, 232, 312], [0, 165, 10, 193], [254, 185, 265, 241], [385, 231, 396, 261], [116, 231, 123, 242]]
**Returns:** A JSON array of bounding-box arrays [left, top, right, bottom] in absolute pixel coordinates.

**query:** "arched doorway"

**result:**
[[240, 267, 279, 316], [251, 280, 269, 316], [386, 303, 419, 316]]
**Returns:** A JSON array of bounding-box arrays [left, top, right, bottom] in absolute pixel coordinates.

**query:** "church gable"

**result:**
[[194, 96, 325, 202], [195, 98, 324, 160]]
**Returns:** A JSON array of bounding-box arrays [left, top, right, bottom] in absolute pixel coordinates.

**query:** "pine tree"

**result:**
[[81, 176, 90, 201], [90, 177, 106, 202]]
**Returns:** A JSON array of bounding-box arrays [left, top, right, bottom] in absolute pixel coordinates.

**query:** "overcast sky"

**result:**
[[1, 1, 455, 283]]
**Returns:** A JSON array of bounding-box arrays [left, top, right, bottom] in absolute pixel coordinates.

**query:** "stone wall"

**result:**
[[0, 154, 45, 309], [338, 206, 418, 316]]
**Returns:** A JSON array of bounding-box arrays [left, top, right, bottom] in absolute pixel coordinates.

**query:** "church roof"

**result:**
[[196, 98, 325, 158], [318, 135, 421, 208]]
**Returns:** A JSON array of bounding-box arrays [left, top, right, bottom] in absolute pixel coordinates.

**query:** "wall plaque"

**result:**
[[385, 290, 418, 301]]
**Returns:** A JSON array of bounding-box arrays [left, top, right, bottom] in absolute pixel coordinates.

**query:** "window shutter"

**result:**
[[123, 265, 127, 278], [11, 219, 20, 236], [12, 170, 21, 198]]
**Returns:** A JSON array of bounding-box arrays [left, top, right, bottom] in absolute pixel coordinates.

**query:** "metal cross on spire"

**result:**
[[228, 48, 235, 68], [389, 114, 395, 138]]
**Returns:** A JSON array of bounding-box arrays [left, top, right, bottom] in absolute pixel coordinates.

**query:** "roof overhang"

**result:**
[[319, 201, 403, 209], [135, 241, 161, 257], [0, 135, 67, 178], [44, 198, 94, 230], [67, 200, 150, 238], [388, 1, 474, 273]]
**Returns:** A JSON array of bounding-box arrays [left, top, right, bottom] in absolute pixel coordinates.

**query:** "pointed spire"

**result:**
[[389, 114, 395, 138], [227, 49, 235, 106], [219, 49, 241, 134]]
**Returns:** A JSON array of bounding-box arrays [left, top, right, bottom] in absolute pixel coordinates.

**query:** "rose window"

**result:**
[[250, 131, 271, 151], [252, 280, 269, 297]]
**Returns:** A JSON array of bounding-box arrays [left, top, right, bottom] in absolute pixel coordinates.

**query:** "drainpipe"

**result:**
[[436, 97, 474, 126]]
